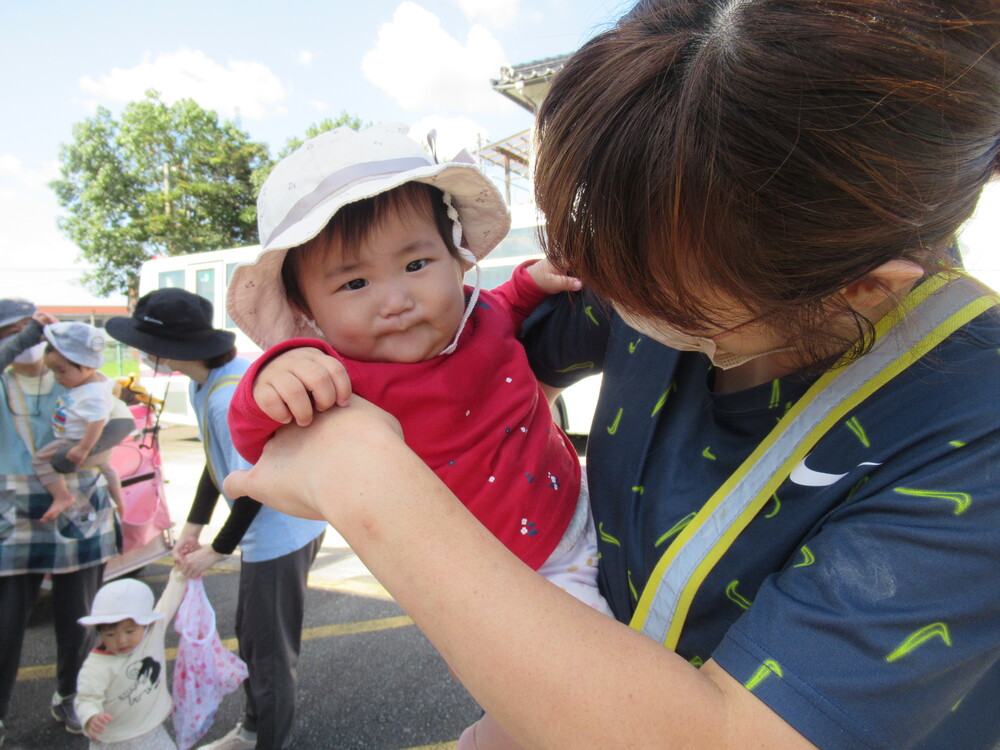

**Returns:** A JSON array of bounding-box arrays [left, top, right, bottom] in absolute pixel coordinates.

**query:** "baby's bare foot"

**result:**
[[40, 494, 75, 523]]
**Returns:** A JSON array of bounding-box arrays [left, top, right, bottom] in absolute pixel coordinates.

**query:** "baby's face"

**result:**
[[298, 204, 466, 363], [98, 618, 147, 655], [45, 350, 95, 389]]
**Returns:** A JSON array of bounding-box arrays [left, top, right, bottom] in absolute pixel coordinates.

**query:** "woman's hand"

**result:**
[[177, 545, 224, 578], [224, 395, 402, 523], [171, 523, 203, 562]]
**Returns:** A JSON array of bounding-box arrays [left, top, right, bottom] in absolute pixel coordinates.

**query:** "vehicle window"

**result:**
[[158, 270, 184, 290], [195, 268, 215, 309]]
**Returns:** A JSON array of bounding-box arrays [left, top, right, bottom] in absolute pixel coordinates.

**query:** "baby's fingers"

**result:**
[[259, 374, 317, 426]]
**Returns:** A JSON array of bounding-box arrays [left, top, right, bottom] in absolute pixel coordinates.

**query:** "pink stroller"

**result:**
[[103, 379, 174, 580]]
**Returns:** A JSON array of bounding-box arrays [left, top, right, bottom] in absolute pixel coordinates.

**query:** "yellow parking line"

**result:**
[[16, 615, 414, 682], [402, 744, 458, 749]]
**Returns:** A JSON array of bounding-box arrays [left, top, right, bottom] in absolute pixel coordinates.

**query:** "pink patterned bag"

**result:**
[[172, 578, 248, 750]]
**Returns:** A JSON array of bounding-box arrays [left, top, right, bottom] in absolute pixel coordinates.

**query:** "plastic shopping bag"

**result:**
[[172, 578, 248, 750]]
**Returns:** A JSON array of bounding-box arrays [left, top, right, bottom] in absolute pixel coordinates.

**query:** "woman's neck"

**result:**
[[712, 350, 799, 393], [170, 359, 211, 386]]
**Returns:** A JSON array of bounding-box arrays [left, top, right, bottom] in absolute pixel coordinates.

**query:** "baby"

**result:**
[[227, 124, 610, 606], [33, 322, 124, 521], [75, 571, 186, 749]]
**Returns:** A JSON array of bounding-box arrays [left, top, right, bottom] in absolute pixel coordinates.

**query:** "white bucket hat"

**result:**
[[78, 578, 164, 627], [43, 321, 106, 369], [227, 123, 511, 350]]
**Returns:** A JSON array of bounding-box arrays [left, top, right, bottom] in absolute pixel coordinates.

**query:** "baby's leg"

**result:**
[[33, 439, 80, 523], [95, 460, 124, 517]]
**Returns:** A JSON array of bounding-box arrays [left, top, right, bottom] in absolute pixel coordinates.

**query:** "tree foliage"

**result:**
[[50, 91, 270, 297]]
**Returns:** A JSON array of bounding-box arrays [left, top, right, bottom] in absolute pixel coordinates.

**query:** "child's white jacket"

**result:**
[[75, 569, 186, 743]]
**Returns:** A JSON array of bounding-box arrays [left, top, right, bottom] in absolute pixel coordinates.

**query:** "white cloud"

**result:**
[[0, 155, 60, 191], [298, 50, 316, 67], [79, 49, 287, 120], [408, 114, 492, 158], [454, 0, 521, 28], [363, 2, 514, 114], [310, 99, 329, 112]]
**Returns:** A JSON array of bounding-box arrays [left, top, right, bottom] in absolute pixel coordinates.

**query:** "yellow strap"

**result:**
[[201, 375, 243, 488], [630, 273, 999, 649]]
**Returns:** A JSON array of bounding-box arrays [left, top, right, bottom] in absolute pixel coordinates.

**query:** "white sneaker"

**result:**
[[197, 722, 256, 750]]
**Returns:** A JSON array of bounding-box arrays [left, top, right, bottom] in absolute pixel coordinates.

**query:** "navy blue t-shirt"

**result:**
[[522, 290, 1000, 750]]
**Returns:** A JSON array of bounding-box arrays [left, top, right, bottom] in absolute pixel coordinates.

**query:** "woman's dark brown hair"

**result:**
[[535, 0, 1000, 364], [282, 182, 462, 317]]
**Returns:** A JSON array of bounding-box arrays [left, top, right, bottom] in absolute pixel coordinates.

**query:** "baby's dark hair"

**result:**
[[44, 343, 83, 369], [281, 182, 461, 317]]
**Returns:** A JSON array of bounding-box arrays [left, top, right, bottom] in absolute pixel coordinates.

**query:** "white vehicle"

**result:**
[[135, 203, 600, 435]]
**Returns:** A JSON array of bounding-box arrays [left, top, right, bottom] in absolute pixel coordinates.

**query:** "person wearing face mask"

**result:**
[[106, 289, 326, 750], [220, 2, 1000, 748], [0, 299, 121, 746]]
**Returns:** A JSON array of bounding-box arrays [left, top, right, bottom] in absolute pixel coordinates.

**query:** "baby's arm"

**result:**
[[74, 658, 111, 739], [253, 347, 352, 427], [525, 258, 583, 295], [65, 419, 106, 465], [229, 339, 353, 464]]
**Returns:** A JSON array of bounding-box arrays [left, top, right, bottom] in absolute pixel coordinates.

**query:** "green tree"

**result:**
[[250, 111, 367, 195], [50, 91, 271, 297]]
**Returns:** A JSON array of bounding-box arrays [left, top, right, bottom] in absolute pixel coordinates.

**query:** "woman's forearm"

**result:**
[[225, 402, 812, 749]]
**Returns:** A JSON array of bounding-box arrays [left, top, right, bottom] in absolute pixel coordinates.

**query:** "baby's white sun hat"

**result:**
[[227, 123, 511, 351]]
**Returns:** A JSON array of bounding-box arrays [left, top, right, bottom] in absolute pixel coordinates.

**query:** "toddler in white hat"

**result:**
[[75, 571, 187, 748], [32, 322, 125, 522], [227, 124, 611, 740]]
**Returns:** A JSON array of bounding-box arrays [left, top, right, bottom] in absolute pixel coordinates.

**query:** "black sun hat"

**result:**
[[105, 288, 236, 361]]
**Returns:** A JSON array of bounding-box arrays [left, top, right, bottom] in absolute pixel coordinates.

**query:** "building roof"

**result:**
[[490, 54, 570, 114]]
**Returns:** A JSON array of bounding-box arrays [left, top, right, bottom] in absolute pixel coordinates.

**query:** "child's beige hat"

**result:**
[[228, 123, 511, 350]]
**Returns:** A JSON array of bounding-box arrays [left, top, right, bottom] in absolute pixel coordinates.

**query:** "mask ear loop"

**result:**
[[439, 191, 480, 356]]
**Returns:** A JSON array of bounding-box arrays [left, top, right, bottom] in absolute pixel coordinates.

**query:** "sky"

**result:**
[[0, 0, 631, 306]]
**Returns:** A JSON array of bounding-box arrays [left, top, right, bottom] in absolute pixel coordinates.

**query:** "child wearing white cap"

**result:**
[[75, 571, 187, 749], [226, 124, 612, 747], [33, 322, 125, 522]]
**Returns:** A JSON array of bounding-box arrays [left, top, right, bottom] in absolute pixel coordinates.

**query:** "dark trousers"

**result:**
[[0, 564, 104, 719], [236, 533, 323, 750]]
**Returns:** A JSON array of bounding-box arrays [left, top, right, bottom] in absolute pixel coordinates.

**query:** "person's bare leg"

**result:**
[[40, 476, 75, 523]]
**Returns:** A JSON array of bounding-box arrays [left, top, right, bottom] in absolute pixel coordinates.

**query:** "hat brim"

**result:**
[[229, 162, 511, 350], [78, 611, 165, 627], [106, 317, 236, 361]]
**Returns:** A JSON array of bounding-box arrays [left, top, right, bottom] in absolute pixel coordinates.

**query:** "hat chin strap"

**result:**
[[438, 192, 480, 356]]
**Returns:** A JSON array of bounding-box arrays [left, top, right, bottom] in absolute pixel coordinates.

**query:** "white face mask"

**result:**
[[0, 333, 46, 365], [140, 352, 174, 376], [614, 306, 784, 370]]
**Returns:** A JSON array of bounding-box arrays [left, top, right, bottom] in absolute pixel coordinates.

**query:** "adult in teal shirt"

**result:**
[[107, 289, 326, 750], [0, 300, 118, 744]]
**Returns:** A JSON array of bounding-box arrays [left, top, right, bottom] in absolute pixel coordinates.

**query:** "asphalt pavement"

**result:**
[[6, 423, 480, 750]]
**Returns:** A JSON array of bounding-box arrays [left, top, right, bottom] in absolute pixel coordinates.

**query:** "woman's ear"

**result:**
[[840, 259, 924, 312]]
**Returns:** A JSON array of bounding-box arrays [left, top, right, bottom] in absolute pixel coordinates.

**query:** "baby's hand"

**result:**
[[253, 348, 352, 427], [65, 444, 87, 465], [86, 712, 112, 739], [526, 259, 583, 295]]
